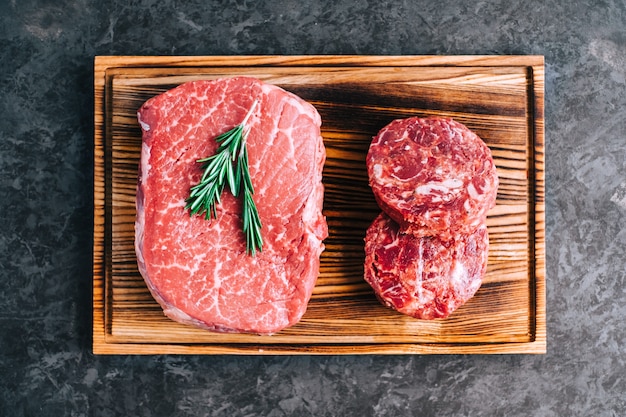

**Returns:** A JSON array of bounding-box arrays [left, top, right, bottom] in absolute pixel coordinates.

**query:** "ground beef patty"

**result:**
[[366, 117, 498, 239], [364, 212, 488, 320]]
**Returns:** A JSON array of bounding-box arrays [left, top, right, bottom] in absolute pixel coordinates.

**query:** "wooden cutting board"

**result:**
[[93, 55, 545, 354]]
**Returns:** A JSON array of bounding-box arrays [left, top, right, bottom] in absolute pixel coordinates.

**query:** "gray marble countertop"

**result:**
[[1, 1, 625, 416]]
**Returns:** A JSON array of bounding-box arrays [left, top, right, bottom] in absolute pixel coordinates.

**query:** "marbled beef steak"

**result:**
[[135, 77, 327, 334]]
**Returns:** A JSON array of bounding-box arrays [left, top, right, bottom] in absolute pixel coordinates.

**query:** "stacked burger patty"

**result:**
[[364, 117, 499, 319]]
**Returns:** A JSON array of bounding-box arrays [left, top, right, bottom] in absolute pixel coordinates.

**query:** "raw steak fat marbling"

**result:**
[[135, 77, 328, 335]]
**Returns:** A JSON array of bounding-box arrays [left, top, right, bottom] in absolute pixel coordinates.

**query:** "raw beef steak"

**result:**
[[135, 77, 328, 334], [366, 117, 498, 239], [364, 212, 488, 320]]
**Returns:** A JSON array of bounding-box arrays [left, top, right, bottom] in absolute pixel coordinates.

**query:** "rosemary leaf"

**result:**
[[185, 99, 263, 255]]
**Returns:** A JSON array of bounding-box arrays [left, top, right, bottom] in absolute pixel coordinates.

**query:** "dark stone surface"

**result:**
[[1, 0, 625, 415]]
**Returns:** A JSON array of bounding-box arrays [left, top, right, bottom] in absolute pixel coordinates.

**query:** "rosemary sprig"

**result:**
[[185, 99, 263, 255]]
